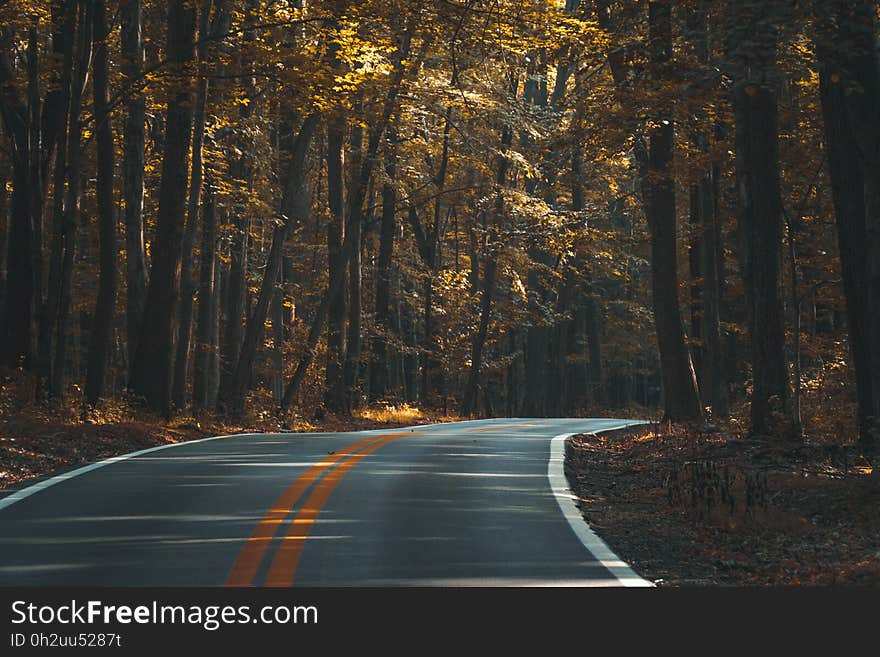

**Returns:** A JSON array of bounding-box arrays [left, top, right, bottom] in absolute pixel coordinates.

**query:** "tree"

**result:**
[[644, 0, 702, 422], [725, 0, 794, 438], [129, 0, 198, 417], [815, 0, 880, 453], [0, 17, 37, 370], [0, 0, 872, 458], [84, 0, 118, 407], [121, 0, 148, 375]]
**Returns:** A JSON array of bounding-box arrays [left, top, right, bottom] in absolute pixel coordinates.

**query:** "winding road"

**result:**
[[0, 418, 650, 587]]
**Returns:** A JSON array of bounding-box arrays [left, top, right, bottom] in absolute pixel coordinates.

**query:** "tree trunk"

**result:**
[[688, 185, 704, 390], [325, 115, 347, 412], [523, 262, 550, 417], [370, 127, 397, 401], [700, 164, 727, 418], [38, 5, 75, 394], [646, 0, 702, 422], [727, 1, 791, 438], [84, 0, 118, 407], [815, 0, 879, 452], [837, 3, 880, 445], [122, 0, 148, 375], [0, 157, 8, 331], [836, 1, 880, 453], [343, 118, 364, 411], [39, 2, 68, 183], [686, 1, 726, 419], [172, 1, 212, 410], [462, 257, 498, 418], [402, 281, 417, 402], [26, 25, 43, 378], [128, 0, 197, 417], [271, 271, 284, 403], [733, 83, 791, 436], [585, 292, 603, 403], [208, 221, 223, 406], [53, 1, 93, 401], [193, 179, 218, 412], [0, 30, 37, 370], [221, 215, 248, 392]]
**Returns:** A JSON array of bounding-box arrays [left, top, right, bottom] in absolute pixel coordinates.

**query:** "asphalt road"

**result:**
[[0, 418, 650, 587]]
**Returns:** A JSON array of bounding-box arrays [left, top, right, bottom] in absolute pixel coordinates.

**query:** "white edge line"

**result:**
[[0, 432, 267, 512], [549, 425, 655, 587]]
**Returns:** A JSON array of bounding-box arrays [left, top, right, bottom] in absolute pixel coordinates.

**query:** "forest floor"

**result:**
[[0, 373, 455, 492], [567, 424, 880, 586]]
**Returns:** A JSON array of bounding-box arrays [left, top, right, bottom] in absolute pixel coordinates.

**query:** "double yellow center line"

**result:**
[[226, 431, 411, 587], [226, 421, 542, 587]]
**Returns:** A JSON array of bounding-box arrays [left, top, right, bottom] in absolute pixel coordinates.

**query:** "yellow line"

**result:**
[[468, 422, 542, 433], [225, 433, 392, 587], [263, 432, 411, 587]]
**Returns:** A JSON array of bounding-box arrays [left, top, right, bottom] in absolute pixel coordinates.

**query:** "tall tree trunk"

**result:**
[[128, 0, 197, 416], [193, 178, 218, 412], [523, 62, 552, 418], [53, 0, 93, 400], [523, 264, 550, 417], [572, 130, 602, 407], [815, 0, 880, 453], [686, 1, 726, 419], [122, 0, 148, 375], [173, 1, 213, 410], [208, 218, 224, 406], [39, 2, 68, 182], [216, 0, 253, 400], [38, 4, 75, 394], [271, 271, 284, 403], [221, 215, 248, 391], [834, 3, 880, 447], [422, 109, 453, 406], [700, 164, 727, 418], [370, 127, 397, 400], [85, 0, 118, 407], [727, 1, 792, 438], [585, 292, 603, 403], [822, 84, 873, 442], [688, 185, 704, 390], [324, 115, 347, 412], [0, 30, 37, 370], [646, 0, 702, 422], [462, 257, 498, 418], [402, 280, 417, 402], [343, 117, 364, 411], [0, 157, 8, 331], [26, 25, 44, 376]]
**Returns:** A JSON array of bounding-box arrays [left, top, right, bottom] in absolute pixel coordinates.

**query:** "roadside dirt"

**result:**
[[566, 425, 880, 586]]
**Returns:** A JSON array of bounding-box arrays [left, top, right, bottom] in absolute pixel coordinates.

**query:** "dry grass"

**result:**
[[356, 403, 443, 425]]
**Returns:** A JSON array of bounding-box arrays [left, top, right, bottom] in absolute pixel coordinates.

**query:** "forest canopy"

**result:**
[[0, 0, 878, 454]]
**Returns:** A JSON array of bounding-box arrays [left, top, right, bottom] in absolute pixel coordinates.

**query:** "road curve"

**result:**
[[0, 419, 650, 587]]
